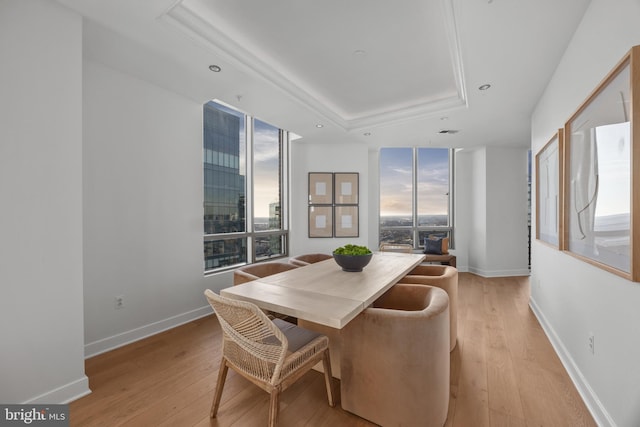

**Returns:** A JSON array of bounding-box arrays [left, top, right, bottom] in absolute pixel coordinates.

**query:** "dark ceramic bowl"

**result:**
[[332, 253, 373, 272]]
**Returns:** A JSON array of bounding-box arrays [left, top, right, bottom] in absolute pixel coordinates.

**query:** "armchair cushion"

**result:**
[[424, 236, 449, 254], [424, 237, 443, 254], [270, 318, 322, 352]]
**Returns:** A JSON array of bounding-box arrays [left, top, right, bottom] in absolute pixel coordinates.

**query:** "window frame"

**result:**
[[378, 147, 455, 250], [203, 103, 289, 275]]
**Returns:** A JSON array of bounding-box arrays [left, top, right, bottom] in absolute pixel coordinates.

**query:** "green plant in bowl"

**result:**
[[332, 244, 373, 272], [333, 244, 372, 255]]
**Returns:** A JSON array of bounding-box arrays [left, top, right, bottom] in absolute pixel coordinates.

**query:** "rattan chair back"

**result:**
[[204, 289, 336, 426]]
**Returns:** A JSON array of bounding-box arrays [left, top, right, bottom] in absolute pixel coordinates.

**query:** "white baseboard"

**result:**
[[529, 297, 615, 427], [84, 305, 214, 358], [467, 266, 530, 277], [24, 375, 91, 404]]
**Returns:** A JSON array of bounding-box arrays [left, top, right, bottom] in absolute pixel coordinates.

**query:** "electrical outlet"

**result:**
[[115, 295, 125, 309], [588, 333, 595, 355]]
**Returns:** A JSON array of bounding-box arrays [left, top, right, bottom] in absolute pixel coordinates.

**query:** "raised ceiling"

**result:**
[[58, 0, 592, 148], [165, 0, 466, 130]]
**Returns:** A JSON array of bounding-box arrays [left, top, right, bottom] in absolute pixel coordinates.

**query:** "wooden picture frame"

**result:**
[[334, 205, 359, 238], [308, 173, 333, 205], [334, 173, 359, 205], [308, 205, 333, 238], [535, 130, 563, 247], [563, 45, 640, 281]]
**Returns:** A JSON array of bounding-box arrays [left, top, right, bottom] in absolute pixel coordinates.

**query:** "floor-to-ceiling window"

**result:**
[[203, 101, 288, 273], [379, 147, 454, 249]]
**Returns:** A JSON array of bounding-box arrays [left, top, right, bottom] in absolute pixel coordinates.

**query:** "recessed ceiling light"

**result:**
[[364, 132, 371, 136], [440, 116, 449, 121], [478, 84, 491, 91], [438, 129, 459, 134], [316, 124, 324, 128], [209, 65, 222, 72], [353, 49, 367, 57]]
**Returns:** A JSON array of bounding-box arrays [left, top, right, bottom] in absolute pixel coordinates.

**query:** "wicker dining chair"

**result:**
[[204, 290, 335, 426]]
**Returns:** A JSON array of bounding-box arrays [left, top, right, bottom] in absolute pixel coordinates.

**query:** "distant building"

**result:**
[[203, 101, 246, 269]]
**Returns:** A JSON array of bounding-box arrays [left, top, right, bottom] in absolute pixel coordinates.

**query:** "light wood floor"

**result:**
[[70, 273, 596, 426]]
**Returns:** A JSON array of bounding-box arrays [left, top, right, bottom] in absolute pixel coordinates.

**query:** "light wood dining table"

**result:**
[[220, 251, 425, 378]]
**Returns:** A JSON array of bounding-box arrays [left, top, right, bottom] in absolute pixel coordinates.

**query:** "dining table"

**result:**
[[220, 251, 425, 378]]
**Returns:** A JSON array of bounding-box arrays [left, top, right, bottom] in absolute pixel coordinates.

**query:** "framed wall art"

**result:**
[[308, 205, 333, 238], [535, 130, 563, 247], [308, 172, 360, 238], [334, 173, 359, 205], [334, 205, 359, 238], [308, 173, 333, 205], [563, 45, 640, 281]]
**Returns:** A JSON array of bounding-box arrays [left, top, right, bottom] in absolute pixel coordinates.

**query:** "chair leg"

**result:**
[[210, 358, 229, 418], [321, 349, 336, 407], [268, 388, 280, 427]]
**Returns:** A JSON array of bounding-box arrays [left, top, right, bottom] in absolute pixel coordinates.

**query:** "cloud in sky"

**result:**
[[592, 122, 630, 217], [253, 120, 281, 217], [380, 148, 449, 216]]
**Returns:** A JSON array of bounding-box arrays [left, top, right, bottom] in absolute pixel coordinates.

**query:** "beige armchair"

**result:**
[[398, 264, 458, 351], [289, 253, 332, 267], [233, 262, 298, 285], [233, 262, 301, 322], [340, 283, 450, 427]]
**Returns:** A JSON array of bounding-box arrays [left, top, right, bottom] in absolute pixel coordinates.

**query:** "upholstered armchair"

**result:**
[[288, 253, 332, 267], [398, 264, 458, 351], [233, 262, 300, 322], [233, 262, 299, 285], [340, 283, 450, 427]]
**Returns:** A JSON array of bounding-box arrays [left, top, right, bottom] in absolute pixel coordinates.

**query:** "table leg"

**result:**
[[297, 319, 342, 379]]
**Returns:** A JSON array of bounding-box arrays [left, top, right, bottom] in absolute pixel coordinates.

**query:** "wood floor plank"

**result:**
[[69, 273, 596, 427], [489, 409, 527, 427], [487, 360, 524, 419], [484, 293, 525, 419], [452, 318, 490, 427]]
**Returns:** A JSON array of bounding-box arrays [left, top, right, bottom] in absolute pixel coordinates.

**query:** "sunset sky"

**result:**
[[379, 147, 450, 217]]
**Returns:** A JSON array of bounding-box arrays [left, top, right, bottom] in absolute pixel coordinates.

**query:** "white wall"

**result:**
[[468, 148, 488, 270], [459, 146, 530, 276], [531, 1, 640, 426], [0, 0, 89, 403], [82, 59, 232, 356], [485, 146, 530, 275], [451, 149, 472, 270], [290, 140, 371, 255]]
